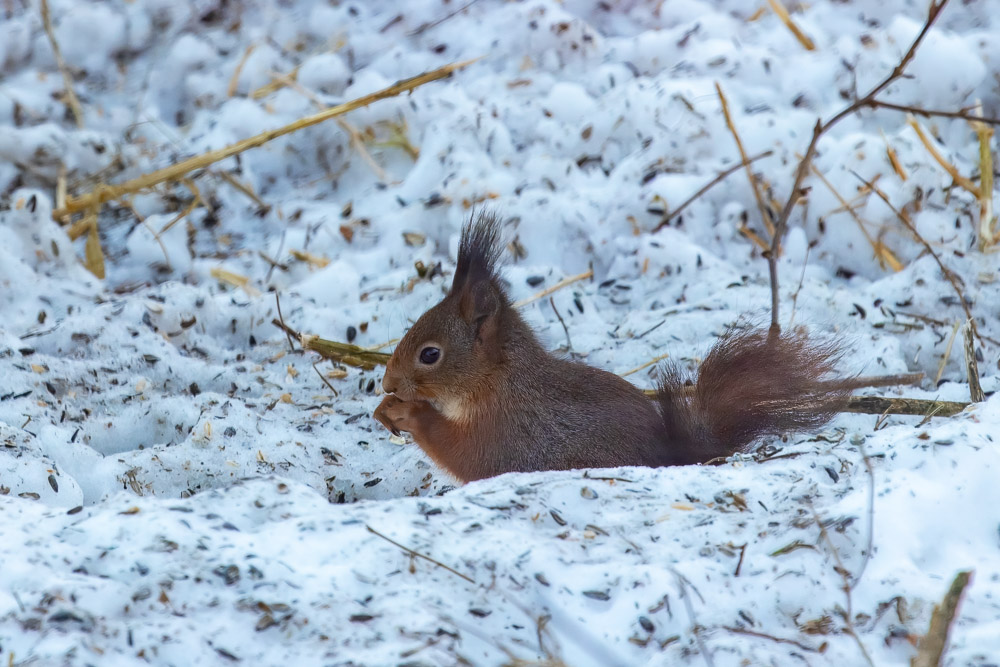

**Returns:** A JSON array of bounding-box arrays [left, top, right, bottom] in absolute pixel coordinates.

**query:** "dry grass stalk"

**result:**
[[210, 267, 261, 297], [881, 130, 908, 181], [970, 102, 997, 249], [83, 208, 105, 279], [227, 43, 258, 97], [911, 570, 973, 667], [39, 0, 84, 129], [716, 83, 775, 237], [766, 0, 950, 333], [766, 0, 816, 51], [843, 396, 967, 417], [809, 163, 902, 271], [51, 58, 478, 221], [619, 353, 671, 378], [963, 320, 985, 402], [513, 269, 593, 308], [934, 320, 962, 386], [251, 64, 302, 99], [653, 150, 774, 232], [906, 115, 978, 193]]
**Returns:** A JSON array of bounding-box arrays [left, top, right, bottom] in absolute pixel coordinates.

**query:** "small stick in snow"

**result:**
[[911, 570, 973, 667], [513, 269, 594, 308], [934, 320, 963, 387], [366, 524, 476, 585], [963, 320, 985, 402]]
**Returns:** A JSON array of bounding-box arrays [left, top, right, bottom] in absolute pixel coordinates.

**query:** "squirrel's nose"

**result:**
[[382, 374, 398, 395]]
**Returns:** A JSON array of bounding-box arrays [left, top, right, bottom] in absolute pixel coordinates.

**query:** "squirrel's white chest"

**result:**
[[432, 395, 474, 423]]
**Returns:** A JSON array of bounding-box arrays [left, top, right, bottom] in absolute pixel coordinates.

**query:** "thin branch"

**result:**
[[722, 626, 818, 652], [868, 99, 1000, 126], [366, 524, 476, 585], [851, 170, 982, 345], [767, 0, 951, 333], [653, 150, 774, 232]]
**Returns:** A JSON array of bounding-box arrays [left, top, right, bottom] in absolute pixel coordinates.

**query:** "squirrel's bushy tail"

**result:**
[[656, 327, 851, 465]]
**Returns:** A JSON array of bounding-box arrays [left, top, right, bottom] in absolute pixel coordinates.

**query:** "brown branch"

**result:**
[[767, 0, 951, 333], [653, 150, 774, 233], [868, 100, 1000, 126]]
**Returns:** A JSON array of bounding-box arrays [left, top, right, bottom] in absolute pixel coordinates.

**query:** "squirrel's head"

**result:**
[[382, 212, 509, 418]]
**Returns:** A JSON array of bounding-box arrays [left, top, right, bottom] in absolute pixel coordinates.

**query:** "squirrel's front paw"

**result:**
[[374, 395, 425, 436]]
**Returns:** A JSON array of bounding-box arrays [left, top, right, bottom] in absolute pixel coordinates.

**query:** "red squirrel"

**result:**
[[374, 212, 851, 483]]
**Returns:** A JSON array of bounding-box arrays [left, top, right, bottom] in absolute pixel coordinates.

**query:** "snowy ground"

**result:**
[[1, 0, 999, 665]]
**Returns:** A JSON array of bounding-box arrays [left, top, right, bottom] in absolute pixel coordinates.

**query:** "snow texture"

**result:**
[[1, 0, 999, 665]]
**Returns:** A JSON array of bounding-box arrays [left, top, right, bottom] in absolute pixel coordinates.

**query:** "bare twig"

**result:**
[[653, 150, 774, 232], [366, 524, 476, 585], [722, 626, 818, 652], [809, 503, 875, 667], [868, 100, 1000, 126], [312, 361, 339, 397], [912, 571, 973, 667], [409, 0, 485, 36], [852, 170, 982, 344], [767, 0, 951, 333], [548, 296, 573, 353]]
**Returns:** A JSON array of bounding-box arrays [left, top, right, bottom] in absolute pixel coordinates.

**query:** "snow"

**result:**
[[1, 0, 999, 665]]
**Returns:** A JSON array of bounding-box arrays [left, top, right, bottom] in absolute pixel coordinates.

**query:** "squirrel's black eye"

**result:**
[[419, 346, 441, 365]]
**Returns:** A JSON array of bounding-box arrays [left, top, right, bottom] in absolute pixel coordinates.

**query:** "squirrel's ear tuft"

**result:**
[[452, 211, 504, 294]]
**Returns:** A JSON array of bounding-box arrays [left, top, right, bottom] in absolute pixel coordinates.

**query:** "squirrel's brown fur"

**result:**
[[374, 212, 851, 482]]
